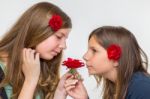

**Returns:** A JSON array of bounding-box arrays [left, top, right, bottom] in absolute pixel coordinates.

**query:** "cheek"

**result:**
[[36, 39, 58, 51], [92, 54, 112, 71], [35, 44, 43, 53], [93, 53, 107, 66]]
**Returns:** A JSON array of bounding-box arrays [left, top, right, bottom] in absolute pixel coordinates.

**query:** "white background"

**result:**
[[0, 0, 150, 99]]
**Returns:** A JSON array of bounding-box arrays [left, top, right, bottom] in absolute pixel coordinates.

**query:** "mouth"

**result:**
[[51, 51, 58, 56], [51, 50, 61, 56], [86, 64, 92, 68], [87, 66, 92, 68]]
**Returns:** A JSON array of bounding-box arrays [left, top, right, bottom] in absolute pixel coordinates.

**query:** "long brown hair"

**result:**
[[0, 2, 72, 99], [89, 26, 148, 99]]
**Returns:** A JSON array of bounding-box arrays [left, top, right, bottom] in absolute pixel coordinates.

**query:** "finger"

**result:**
[[65, 79, 78, 84], [65, 79, 78, 88], [30, 50, 36, 60], [67, 75, 75, 80], [24, 48, 31, 62], [66, 88, 78, 98], [62, 73, 73, 80], [35, 52, 40, 62], [25, 48, 32, 62], [23, 48, 26, 62], [74, 73, 83, 81], [65, 85, 75, 92]]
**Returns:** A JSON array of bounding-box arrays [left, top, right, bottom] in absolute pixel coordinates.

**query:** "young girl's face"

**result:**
[[35, 28, 71, 60], [83, 36, 117, 78]]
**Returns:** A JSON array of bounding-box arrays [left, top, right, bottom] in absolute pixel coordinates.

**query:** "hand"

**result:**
[[54, 73, 72, 99], [18, 48, 40, 99], [65, 76, 88, 99], [22, 48, 40, 83]]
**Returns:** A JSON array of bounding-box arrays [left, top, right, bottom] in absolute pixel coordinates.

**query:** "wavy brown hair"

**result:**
[[88, 26, 148, 99], [0, 2, 72, 99]]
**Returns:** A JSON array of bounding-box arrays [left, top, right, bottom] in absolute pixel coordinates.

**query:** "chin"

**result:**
[[88, 70, 98, 75], [40, 55, 54, 60], [88, 71, 94, 75]]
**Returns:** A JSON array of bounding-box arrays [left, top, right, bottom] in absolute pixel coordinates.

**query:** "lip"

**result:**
[[51, 51, 58, 56], [51, 50, 61, 56], [87, 66, 92, 68], [86, 64, 92, 68]]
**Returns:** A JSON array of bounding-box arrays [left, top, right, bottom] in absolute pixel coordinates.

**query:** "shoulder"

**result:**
[[126, 72, 150, 99]]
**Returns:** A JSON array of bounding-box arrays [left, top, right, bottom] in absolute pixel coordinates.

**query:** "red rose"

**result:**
[[62, 58, 84, 69], [107, 44, 121, 61], [49, 15, 63, 31], [62, 58, 84, 79]]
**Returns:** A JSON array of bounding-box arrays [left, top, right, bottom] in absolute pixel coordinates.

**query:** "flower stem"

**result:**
[[69, 69, 82, 80], [69, 68, 76, 74]]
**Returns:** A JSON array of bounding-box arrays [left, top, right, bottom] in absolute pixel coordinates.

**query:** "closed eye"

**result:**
[[55, 35, 63, 39]]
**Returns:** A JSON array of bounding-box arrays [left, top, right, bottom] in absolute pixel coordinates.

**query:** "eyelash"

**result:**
[[91, 48, 97, 53], [56, 35, 62, 39]]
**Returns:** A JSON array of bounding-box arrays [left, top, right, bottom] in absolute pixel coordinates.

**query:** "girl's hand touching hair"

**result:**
[[19, 48, 41, 99], [22, 48, 40, 83]]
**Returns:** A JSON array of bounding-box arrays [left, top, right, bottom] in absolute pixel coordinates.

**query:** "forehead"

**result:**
[[88, 36, 105, 49], [89, 36, 99, 46], [55, 28, 71, 36]]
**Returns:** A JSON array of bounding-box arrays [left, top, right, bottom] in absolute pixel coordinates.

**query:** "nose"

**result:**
[[83, 52, 88, 61], [59, 40, 67, 49]]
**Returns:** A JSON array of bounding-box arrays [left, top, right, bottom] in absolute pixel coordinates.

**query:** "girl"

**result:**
[[0, 2, 72, 99], [65, 26, 150, 99]]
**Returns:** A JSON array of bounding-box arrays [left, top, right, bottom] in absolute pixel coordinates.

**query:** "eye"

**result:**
[[55, 35, 62, 39], [91, 48, 97, 53]]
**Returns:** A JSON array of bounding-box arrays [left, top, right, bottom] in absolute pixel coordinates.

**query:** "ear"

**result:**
[[112, 60, 119, 67]]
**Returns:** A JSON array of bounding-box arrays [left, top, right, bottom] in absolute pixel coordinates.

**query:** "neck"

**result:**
[[103, 68, 117, 83]]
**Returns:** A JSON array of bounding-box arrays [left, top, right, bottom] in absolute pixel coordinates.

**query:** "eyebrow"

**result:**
[[61, 32, 65, 36], [89, 46, 96, 49], [89, 44, 100, 50], [59, 32, 68, 38]]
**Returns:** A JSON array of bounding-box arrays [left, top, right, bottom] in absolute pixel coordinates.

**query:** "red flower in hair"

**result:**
[[107, 44, 121, 61], [49, 14, 63, 31], [62, 58, 84, 78]]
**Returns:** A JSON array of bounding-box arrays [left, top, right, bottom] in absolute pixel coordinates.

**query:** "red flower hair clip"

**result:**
[[62, 58, 84, 79], [107, 44, 122, 61], [49, 14, 63, 31]]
